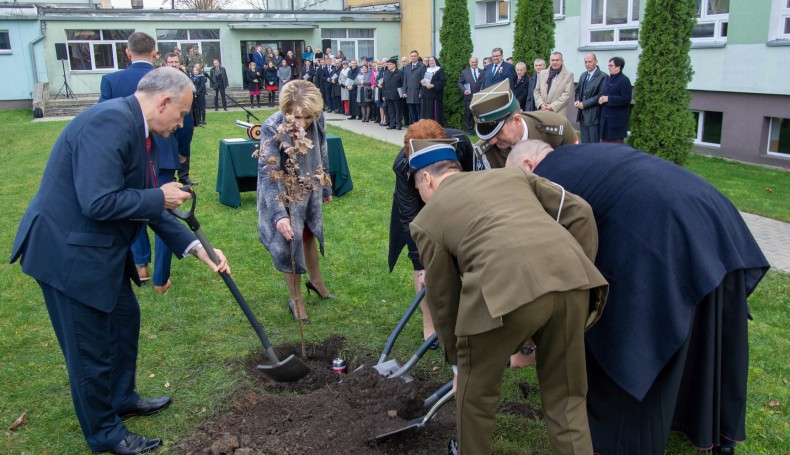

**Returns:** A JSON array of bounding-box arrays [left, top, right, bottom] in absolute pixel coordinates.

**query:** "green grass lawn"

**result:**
[[0, 108, 787, 454]]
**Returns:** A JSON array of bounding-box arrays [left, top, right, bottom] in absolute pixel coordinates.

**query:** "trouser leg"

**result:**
[[531, 290, 593, 454], [130, 228, 150, 266], [38, 280, 138, 452]]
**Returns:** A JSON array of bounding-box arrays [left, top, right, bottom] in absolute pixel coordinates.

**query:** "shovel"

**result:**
[[374, 387, 455, 441], [169, 187, 309, 382], [374, 288, 429, 381]]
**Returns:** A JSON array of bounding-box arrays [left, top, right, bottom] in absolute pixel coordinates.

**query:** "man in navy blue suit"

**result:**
[[482, 47, 516, 89], [11, 68, 229, 454]]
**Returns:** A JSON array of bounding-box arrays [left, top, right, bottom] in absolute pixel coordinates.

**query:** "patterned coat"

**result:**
[[257, 112, 331, 274]]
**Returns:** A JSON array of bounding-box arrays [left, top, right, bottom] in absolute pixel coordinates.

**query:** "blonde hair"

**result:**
[[279, 80, 324, 118]]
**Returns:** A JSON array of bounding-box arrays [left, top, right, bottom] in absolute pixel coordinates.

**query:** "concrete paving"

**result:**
[[325, 111, 790, 274]]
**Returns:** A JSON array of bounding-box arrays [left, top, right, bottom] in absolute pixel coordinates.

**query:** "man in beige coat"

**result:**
[[534, 51, 574, 114], [408, 138, 608, 455]]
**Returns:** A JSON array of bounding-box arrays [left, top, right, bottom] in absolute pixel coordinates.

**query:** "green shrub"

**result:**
[[439, 0, 474, 130], [513, 0, 555, 74], [630, 0, 697, 165]]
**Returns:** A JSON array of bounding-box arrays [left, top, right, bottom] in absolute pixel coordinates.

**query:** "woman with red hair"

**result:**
[[387, 120, 473, 340]]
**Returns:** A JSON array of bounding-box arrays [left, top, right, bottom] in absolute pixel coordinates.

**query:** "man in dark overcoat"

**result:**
[[573, 53, 606, 143], [402, 50, 425, 123], [457, 56, 484, 134], [382, 58, 403, 130], [507, 140, 769, 455]]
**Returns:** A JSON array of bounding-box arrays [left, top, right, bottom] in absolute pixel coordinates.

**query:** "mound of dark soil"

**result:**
[[175, 336, 457, 454]]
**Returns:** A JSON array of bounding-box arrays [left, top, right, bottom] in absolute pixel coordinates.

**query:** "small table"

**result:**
[[216, 134, 353, 208]]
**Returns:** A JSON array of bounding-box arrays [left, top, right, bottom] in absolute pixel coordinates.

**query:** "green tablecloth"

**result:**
[[215, 134, 353, 208]]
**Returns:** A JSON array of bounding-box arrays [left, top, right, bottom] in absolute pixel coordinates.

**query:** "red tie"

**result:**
[[145, 136, 157, 188]]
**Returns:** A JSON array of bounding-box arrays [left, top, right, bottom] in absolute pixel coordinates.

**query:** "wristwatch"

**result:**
[[190, 243, 204, 256], [519, 344, 536, 356]]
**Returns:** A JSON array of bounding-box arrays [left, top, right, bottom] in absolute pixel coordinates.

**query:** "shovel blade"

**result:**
[[373, 359, 401, 377], [257, 354, 310, 382], [374, 417, 426, 441]]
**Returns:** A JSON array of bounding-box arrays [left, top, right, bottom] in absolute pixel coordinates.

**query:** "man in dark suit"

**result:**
[[99, 32, 156, 103], [457, 56, 484, 134], [482, 47, 516, 89], [402, 50, 424, 123], [321, 57, 336, 112], [525, 58, 545, 112], [10, 68, 229, 455], [165, 53, 197, 187], [513, 61, 531, 111], [573, 53, 606, 143], [209, 58, 228, 111], [507, 140, 769, 455], [252, 44, 266, 72], [382, 58, 403, 130], [408, 138, 607, 455]]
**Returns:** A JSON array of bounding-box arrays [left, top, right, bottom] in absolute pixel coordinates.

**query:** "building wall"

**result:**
[[344, 0, 432, 57], [38, 14, 400, 96], [0, 7, 46, 103], [431, 0, 790, 168]]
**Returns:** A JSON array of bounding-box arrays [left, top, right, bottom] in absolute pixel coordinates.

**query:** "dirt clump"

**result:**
[[175, 336, 457, 454]]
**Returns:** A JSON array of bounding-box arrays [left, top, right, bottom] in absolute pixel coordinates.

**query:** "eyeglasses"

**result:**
[[607, 64, 616, 67]]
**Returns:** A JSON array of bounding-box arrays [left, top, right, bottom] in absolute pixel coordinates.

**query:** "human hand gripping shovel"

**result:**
[[169, 187, 309, 382]]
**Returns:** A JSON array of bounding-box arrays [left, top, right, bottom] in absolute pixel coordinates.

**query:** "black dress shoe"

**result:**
[[179, 178, 199, 187], [109, 433, 162, 454], [386, 126, 395, 129], [118, 396, 172, 419], [396, 126, 402, 130]]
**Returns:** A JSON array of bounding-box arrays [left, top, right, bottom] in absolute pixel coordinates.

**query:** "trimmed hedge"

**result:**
[[513, 0, 555, 74], [439, 0, 474, 130]]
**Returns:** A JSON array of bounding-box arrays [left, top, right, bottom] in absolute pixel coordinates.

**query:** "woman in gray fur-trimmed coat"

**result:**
[[257, 80, 334, 324]]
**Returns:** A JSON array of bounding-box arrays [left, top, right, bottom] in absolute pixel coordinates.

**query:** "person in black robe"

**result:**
[[506, 140, 770, 455]]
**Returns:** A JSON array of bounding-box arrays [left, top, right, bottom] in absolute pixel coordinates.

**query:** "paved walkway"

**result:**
[[324, 111, 790, 274]]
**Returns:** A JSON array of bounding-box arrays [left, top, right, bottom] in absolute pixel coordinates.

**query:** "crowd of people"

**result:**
[[245, 45, 633, 146]]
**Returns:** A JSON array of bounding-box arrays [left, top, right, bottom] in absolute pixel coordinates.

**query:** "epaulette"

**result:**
[[535, 122, 565, 136]]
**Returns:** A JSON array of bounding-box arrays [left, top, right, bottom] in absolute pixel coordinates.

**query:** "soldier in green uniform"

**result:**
[[470, 79, 578, 170], [408, 138, 607, 455]]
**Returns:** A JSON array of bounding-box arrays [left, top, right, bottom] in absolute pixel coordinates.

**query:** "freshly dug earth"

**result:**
[[175, 336, 540, 455]]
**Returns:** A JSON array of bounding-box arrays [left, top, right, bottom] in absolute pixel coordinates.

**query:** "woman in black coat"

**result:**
[[388, 120, 473, 340], [262, 60, 279, 107], [599, 56, 633, 143], [419, 56, 446, 126]]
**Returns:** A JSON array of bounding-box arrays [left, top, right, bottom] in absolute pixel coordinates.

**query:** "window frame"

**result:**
[[769, 0, 790, 41], [320, 28, 376, 61], [554, 0, 566, 19], [0, 30, 10, 54], [155, 29, 221, 68], [583, 0, 641, 46], [475, 0, 510, 27], [691, 0, 729, 43], [766, 117, 790, 158], [692, 110, 724, 147], [65, 29, 134, 72]]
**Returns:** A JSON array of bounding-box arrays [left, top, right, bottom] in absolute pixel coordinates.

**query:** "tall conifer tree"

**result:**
[[630, 0, 696, 164], [439, 0, 474, 129], [513, 0, 555, 74]]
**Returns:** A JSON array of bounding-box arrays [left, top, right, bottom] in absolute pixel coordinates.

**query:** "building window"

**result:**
[[476, 1, 510, 26], [320, 28, 375, 61], [692, 111, 723, 146], [781, 0, 790, 38], [554, 0, 565, 17], [156, 29, 221, 68], [65, 29, 134, 71], [691, 0, 729, 41], [767, 118, 790, 157], [587, 0, 640, 43], [0, 31, 10, 52]]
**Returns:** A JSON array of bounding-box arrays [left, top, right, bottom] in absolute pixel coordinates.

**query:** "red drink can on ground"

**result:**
[[332, 358, 347, 374]]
